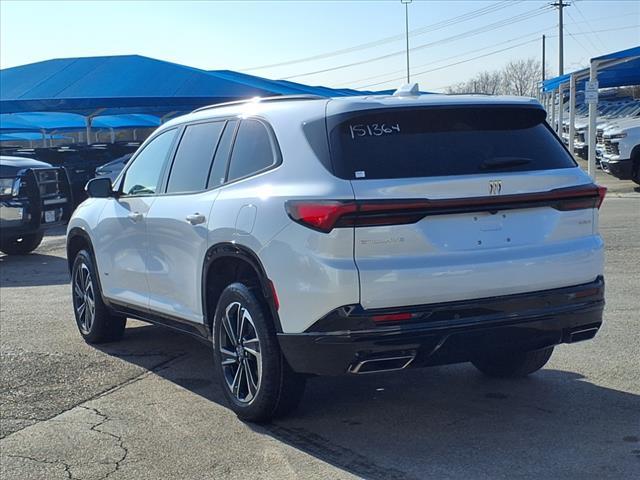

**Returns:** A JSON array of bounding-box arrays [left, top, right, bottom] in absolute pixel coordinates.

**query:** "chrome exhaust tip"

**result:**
[[348, 354, 416, 374], [567, 326, 599, 343]]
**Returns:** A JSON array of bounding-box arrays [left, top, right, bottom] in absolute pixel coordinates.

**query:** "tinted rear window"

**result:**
[[328, 106, 576, 180], [167, 121, 224, 193]]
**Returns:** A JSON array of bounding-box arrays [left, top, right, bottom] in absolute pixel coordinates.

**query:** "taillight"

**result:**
[[285, 184, 606, 233], [553, 184, 606, 211], [285, 201, 358, 233], [597, 185, 607, 209]]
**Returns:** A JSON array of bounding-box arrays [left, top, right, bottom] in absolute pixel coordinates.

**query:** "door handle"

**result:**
[[127, 212, 144, 223], [186, 213, 206, 225]]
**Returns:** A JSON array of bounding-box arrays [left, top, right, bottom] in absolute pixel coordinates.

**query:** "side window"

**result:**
[[207, 120, 237, 188], [122, 129, 177, 196], [166, 122, 224, 193], [227, 120, 276, 182]]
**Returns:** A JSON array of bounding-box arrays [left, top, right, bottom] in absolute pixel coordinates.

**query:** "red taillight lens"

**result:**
[[596, 185, 607, 209], [371, 312, 413, 323], [285, 200, 358, 233], [553, 184, 606, 211]]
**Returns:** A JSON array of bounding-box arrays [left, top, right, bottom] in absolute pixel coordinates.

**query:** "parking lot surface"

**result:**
[[1, 194, 639, 479]]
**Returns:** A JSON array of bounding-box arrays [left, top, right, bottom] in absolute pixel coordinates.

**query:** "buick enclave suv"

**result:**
[[67, 89, 606, 421]]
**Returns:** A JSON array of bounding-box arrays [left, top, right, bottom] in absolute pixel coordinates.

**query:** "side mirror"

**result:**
[[86, 177, 114, 198]]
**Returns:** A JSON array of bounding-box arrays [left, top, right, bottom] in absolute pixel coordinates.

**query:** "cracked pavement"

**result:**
[[1, 194, 639, 479]]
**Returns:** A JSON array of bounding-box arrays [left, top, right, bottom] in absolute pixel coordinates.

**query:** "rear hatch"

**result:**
[[327, 103, 604, 310]]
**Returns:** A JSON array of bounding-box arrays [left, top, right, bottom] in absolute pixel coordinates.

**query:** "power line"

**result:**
[[281, 5, 552, 80], [564, 9, 599, 52], [346, 24, 556, 86], [573, 0, 607, 50], [352, 24, 638, 89], [240, 0, 518, 72], [358, 38, 540, 89]]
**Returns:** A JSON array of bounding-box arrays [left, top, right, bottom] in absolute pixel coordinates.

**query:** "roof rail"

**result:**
[[191, 94, 325, 113]]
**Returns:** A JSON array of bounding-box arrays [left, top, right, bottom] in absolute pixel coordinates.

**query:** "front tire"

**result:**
[[0, 232, 44, 255], [213, 282, 305, 422], [71, 249, 126, 343], [471, 347, 554, 378]]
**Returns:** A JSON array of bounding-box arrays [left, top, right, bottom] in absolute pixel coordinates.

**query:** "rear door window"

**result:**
[[207, 120, 237, 188], [166, 121, 224, 193], [328, 106, 576, 180], [227, 119, 276, 182]]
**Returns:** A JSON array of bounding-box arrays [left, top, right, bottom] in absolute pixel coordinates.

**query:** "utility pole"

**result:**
[[401, 0, 412, 83], [542, 34, 546, 83], [551, 1, 570, 76]]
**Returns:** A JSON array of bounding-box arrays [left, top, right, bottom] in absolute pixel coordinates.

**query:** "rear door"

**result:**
[[327, 105, 604, 309], [145, 120, 230, 324]]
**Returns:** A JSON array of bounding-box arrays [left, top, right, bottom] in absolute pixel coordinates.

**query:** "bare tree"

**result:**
[[446, 57, 543, 97], [502, 58, 542, 97]]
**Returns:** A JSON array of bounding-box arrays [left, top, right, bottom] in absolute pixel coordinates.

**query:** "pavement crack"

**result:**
[[78, 406, 128, 480], [6, 454, 78, 480]]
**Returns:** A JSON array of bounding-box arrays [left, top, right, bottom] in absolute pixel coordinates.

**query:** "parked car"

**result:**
[[599, 118, 640, 184], [1, 155, 72, 254], [94, 153, 132, 182], [67, 90, 606, 422]]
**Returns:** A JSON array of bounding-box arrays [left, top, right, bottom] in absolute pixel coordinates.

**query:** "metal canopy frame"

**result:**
[[540, 47, 640, 179]]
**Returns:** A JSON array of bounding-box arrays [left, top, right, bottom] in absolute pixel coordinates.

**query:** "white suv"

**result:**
[[67, 90, 606, 421]]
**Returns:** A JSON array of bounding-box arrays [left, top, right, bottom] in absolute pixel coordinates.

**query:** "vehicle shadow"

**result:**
[[97, 324, 640, 479], [0, 253, 69, 287]]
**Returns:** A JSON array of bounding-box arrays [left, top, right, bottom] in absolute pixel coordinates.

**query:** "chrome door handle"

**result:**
[[127, 212, 143, 222], [186, 213, 206, 225]]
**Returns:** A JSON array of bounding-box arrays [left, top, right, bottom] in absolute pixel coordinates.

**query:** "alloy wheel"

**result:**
[[219, 301, 262, 403], [73, 262, 95, 334]]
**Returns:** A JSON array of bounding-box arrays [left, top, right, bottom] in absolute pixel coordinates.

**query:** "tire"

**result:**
[[212, 282, 306, 422], [471, 347, 554, 378], [0, 232, 44, 255], [632, 157, 640, 186], [71, 249, 126, 343]]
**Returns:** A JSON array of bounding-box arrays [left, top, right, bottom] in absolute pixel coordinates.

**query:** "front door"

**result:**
[[93, 128, 178, 310]]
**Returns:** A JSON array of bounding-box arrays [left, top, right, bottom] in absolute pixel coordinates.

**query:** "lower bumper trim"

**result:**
[[278, 278, 604, 376]]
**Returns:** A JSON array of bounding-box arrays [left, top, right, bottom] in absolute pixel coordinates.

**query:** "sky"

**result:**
[[1, 0, 638, 93]]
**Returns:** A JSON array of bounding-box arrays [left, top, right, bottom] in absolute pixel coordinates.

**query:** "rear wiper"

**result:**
[[479, 156, 532, 170]]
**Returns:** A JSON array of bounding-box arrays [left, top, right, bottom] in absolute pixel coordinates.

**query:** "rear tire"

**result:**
[[472, 347, 554, 378], [213, 282, 306, 422], [0, 232, 44, 255], [71, 249, 126, 343]]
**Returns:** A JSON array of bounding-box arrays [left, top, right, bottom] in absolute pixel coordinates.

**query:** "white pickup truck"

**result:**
[[599, 117, 640, 184]]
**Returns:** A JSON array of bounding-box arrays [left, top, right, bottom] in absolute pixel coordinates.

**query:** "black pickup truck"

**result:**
[[0, 156, 72, 255]]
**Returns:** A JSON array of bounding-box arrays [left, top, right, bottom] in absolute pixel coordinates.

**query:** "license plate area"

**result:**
[[43, 208, 62, 223]]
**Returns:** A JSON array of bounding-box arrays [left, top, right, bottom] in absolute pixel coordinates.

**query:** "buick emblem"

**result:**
[[489, 180, 502, 195]]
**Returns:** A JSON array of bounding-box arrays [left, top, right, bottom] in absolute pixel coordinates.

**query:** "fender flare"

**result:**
[[201, 242, 282, 335]]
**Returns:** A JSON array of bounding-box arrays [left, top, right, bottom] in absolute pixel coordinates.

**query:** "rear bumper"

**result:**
[[278, 277, 605, 375]]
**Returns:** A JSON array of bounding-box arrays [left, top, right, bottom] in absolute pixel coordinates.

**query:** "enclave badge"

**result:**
[[489, 180, 502, 195]]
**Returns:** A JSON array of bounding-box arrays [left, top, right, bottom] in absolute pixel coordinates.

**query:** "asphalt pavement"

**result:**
[[1, 187, 639, 479]]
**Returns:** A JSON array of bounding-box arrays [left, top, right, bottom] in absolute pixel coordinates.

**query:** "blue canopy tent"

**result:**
[[0, 55, 315, 116], [1, 54, 419, 146], [0, 111, 162, 145], [0, 55, 381, 117], [539, 46, 639, 177]]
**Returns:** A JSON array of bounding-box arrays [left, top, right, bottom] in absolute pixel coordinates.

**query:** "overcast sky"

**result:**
[[1, 0, 638, 92]]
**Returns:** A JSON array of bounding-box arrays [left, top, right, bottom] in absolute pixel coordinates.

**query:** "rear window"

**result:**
[[328, 106, 576, 180]]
